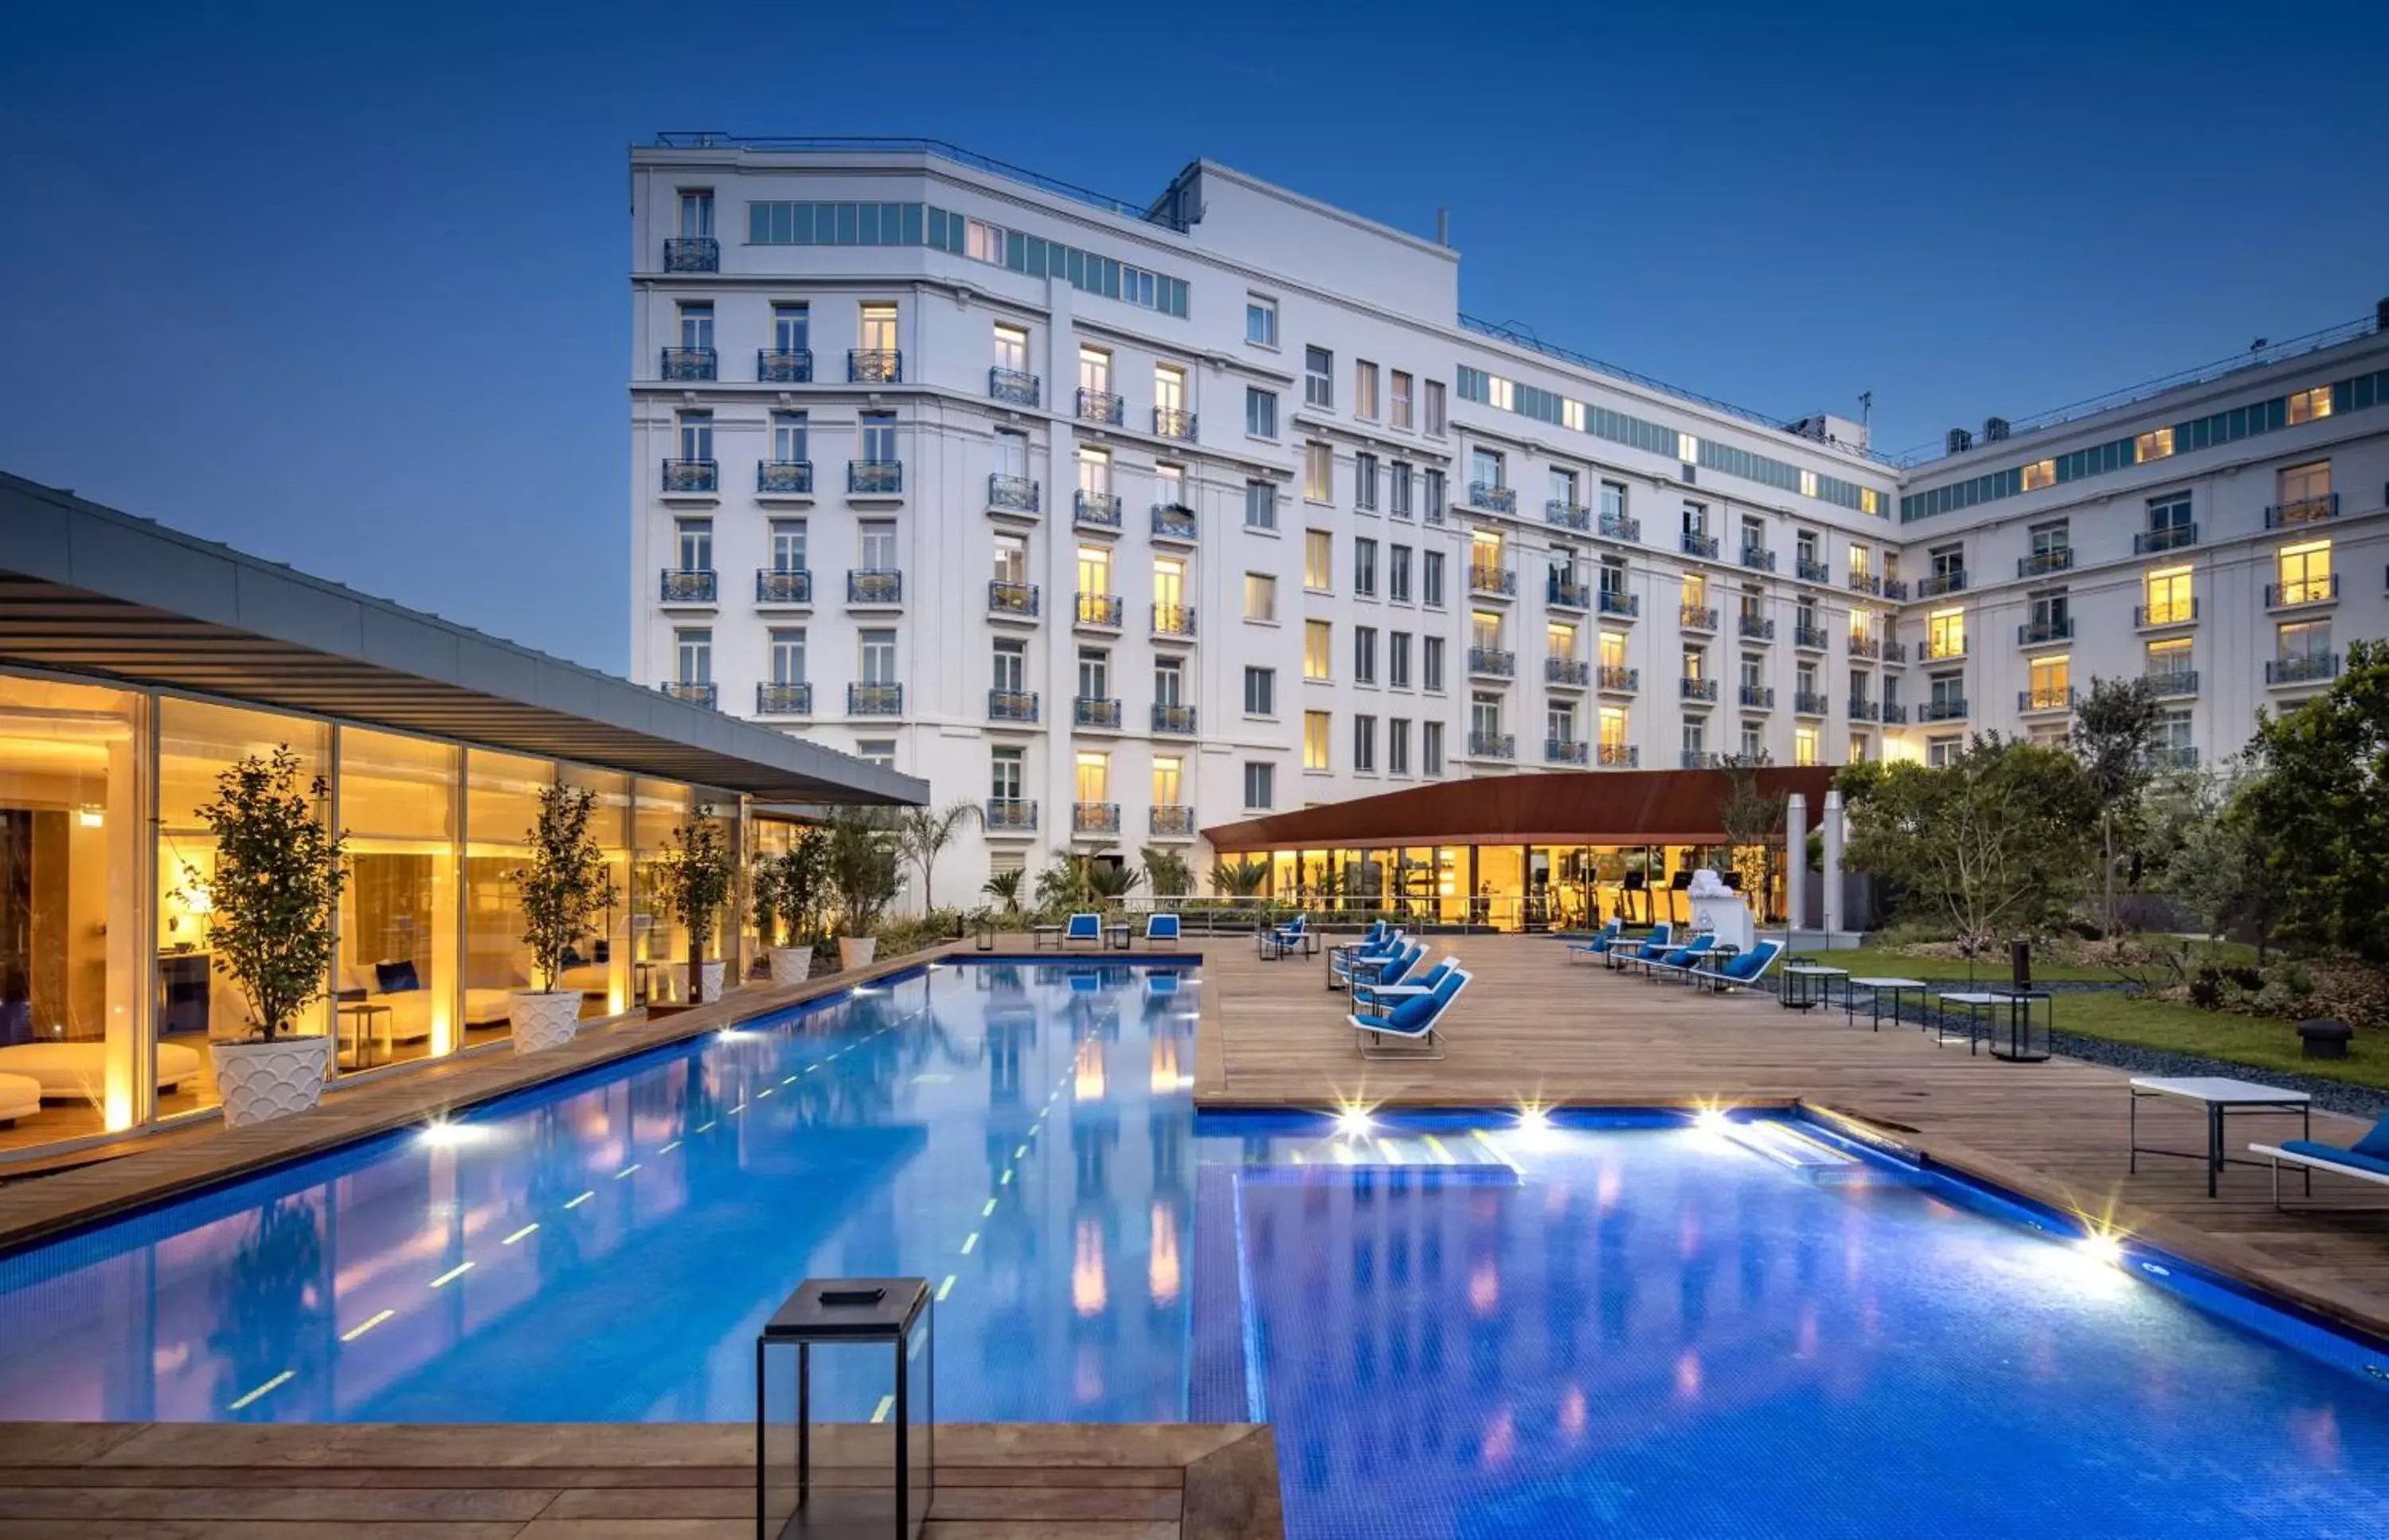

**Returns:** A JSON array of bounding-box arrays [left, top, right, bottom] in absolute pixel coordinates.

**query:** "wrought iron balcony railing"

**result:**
[[1073, 697, 1123, 729], [659, 568, 716, 603], [1546, 657, 1589, 686], [2264, 494, 2338, 529], [1597, 590, 1640, 618], [1073, 801, 1121, 835], [1794, 691, 1830, 716], [1681, 530, 1719, 560], [2019, 617, 2075, 645], [848, 460, 902, 495], [2151, 745, 2199, 771], [755, 682, 811, 715], [757, 459, 814, 494], [1883, 639, 1910, 663], [848, 348, 902, 383], [988, 366, 1040, 407], [1151, 702, 1197, 735], [659, 680, 716, 708], [1151, 602, 1196, 637], [2136, 598, 2199, 627], [1796, 557, 1831, 584], [1468, 482, 1516, 514], [1738, 612, 1775, 641], [757, 348, 812, 383], [1681, 751, 1720, 770], [662, 458, 717, 493], [984, 798, 1038, 832], [1150, 804, 1197, 837], [1680, 604, 1718, 631], [2148, 670, 2199, 698], [1547, 577, 1590, 609], [1467, 730, 1515, 760], [988, 474, 1039, 514], [848, 682, 904, 715], [1794, 623, 1829, 651], [1597, 665, 1639, 693], [1151, 502, 1198, 541], [1918, 697, 1970, 722], [1847, 696, 1882, 721], [2265, 574, 2339, 608], [987, 580, 1039, 617], [1077, 387, 1124, 425], [1153, 406, 1197, 440], [1599, 510, 1640, 542], [755, 569, 811, 604], [1917, 569, 1969, 598], [662, 346, 717, 381], [2267, 652, 2340, 686], [663, 236, 718, 272], [2136, 522, 2197, 554], [1680, 677, 1718, 702], [1545, 738, 1589, 765], [1470, 565, 1517, 596], [1883, 578, 1910, 601], [2019, 549, 2075, 579], [1074, 490, 1122, 529], [1848, 633, 1882, 660], [1881, 702, 1908, 724], [1848, 572, 1882, 596], [1740, 545, 1777, 573], [987, 688, 1040, 723], [847, 569, 902, 604], [1468, 646, 1515, 678], [2017, 686, 2075, 713], [1598, 742, 1639, 768], [1740, 684, 1775, 709], [1546, 499, 1590, 531], [1076, 592, 1124, 628]]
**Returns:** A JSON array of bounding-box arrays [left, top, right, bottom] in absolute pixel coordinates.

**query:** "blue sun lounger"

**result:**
[[2250, 1114, 2389, 1210], [1563, 920, 1624, 963], [1605, 922, 1673, 971], [1347, 966, 1469, 1059], [1691, 939, 1785, 993], [1639, 933, 1716, 983], [1062, 912, 1102, 949], [1143, 913, 1181, 947]]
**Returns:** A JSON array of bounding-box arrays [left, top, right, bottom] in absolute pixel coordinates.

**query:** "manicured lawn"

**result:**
[[1790, 937, 2258, 986], [2047, 991, 2389, 1093]]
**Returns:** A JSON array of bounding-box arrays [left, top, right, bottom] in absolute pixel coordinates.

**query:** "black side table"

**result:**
[[757, 1276, 932, 1539]]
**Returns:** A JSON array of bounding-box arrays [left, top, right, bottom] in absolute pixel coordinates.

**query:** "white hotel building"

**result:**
[[628, 135, 2388, 891]]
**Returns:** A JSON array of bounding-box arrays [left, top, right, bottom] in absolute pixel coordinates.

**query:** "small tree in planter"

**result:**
[[511, 784, 616, 1053], [758, 831, 831, 985], [825, 807, 901, 970], [191, 746, 348, 1127], [660, 805, 737, 1004]]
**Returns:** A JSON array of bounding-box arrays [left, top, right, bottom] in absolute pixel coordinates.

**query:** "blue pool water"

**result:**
[[2, 961, 2387, 1540]]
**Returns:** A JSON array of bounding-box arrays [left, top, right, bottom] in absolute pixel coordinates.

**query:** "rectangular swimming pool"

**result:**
[[1, 961, 2383, 1538]]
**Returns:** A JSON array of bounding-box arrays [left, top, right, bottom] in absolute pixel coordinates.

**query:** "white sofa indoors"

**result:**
[[0, 1041, 203, 1099]]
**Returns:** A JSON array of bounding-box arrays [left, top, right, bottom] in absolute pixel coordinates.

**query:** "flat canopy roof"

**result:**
[[1202, 766, 1839, 851], [0, 473, 925, 807]]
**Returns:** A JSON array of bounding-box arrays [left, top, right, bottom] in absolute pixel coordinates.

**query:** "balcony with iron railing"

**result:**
[[1151, 804, 1198, 837], [1881, 702, 1909, 724], [1546, 657, 1589, 687], [984, 799, 1038, 834], [1151, 502, 1198, 542], [987, 689, 1040, 724], [1151, 702, 1197, 735], [1075, 592, 1124, 629], [2149, 670, 2199, 698], [1074, 490, 1123, 530], [1547, 575, 1590, 610], [2018, 686, 2076, 714], [2266, 574, 2339, 609], [2265, 493, 2338, 529], [1794, 691, 1829, 716], [1153, 406, 1197, 440], [848, 682, 903, 715], [1739, 684, 1775, 709], [1882, 639, 1910, 664], [663, 236, 718, 272], [1679, 604, 1718, 631], [1467, 646, 1515, 678], [1680, 677, 1718, 703], [1597, 589, 1640, 618], [757, 459, 814, 495], [1468, 481, 1516, 514], [2136, 522, 2197, 554], [758, 348, 813, 383], [1546, 498, 1590, 532], [755, 569, 811, 605], [848, 460, 903, 496], [848, 349, 901, 383], [1925, 636, 1969, 660], [755, 682, 811, 715], [1545, 737, 1589, 765], [2019, 548, 2075, 579], [1793, 623, 1829, 651], [1467, 730, 1515, 760], [662, 458, 717, 494], [987, 580, 1039, 619], [1847, 696, 1881, 722], [1470, 564, 1517, 597], [1848, 633, 1882, 660], [1738, 612, 1776, 642], [1077, 387, 1124, 425], [987, 474, 1039, 514], [1847, 571, 1882, 596], [1681, 751, 1720, 770], [1598, 742, 1639, 768], [1681, 530, 1719, 560], [1795, 556, 1831, 584], [659, 568, 716, 604], [2136, 598, 2199, 629], [989, 366, 1040, 407], [2019, 616, 2076, 646], [847, 569, 903, 605], [1740, 544, 1777, 573], [1073, 697, 1123, 729], [2151, 745, 2200, 772], [1917, 569, 1969, 598], [1152, 602, 1197, 637], [1599, 510, 1640, 542], [659, 680, 716, 709], [662, 346, 717, 381], [1919, 696, 1970, 722], [2267, 652, 2340, 686], [1073, 801, 1121, 835], [1597, 665, 1639, 694]]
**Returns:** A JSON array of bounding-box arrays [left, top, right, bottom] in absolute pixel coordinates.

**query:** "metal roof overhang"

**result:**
[[0, 473, 926, 807], [1201, 766, 1840, 851]]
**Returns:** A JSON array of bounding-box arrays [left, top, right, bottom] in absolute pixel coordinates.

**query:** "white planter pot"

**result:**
[[697, 960, 725, 1003], [508, 991, 582, 1053], [768, 947, 813, 986], [839, 936, 878, 971], [209, 1034, 331, 1129]]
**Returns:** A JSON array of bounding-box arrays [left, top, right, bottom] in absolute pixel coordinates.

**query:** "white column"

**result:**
[[1784, 792, 1808, 935], [1820, 788, 1845, 937]]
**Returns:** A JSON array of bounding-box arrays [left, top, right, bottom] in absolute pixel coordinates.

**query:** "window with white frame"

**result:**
[[1243, 666, 1277, 716], [1305, 346, 1333, 408], [1423, 721, 1445, 776], [1245, 480, 1277, 530], [1355, 361, 1379, 420], [1391, 371, 1413, 429], [1245, 295, 1277, 347], [1353, 713, 1377, 772], [1243, 760, 1276, 809], [1246, 388, 1277, 439], [674, 627, 711, 685]]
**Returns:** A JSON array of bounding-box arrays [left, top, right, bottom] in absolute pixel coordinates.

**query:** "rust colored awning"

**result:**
[[1201, 767, 1838, 851]]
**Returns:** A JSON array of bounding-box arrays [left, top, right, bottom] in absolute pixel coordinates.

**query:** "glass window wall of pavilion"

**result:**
[[1252, 841, 1776, 932]]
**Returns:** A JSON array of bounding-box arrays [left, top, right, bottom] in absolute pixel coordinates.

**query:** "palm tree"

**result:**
[[1210, 856, 1269, 896], [981, 866, 1026, 916], [892, 798, 979, 912]]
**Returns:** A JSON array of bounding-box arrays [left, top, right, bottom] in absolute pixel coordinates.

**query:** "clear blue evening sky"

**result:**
[[4, 0, 2384, 674]]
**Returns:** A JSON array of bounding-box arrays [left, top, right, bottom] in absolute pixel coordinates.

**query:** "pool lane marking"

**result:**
[[728, 1104, 746, 1116], [658, 1140, 681, 1155], [757, 1088, 775, 1099], [339, 1310, 396, 1343], [695, 1121, 717, 1134], [937, 1275, 956, 1301], [782, 1074, 800, 1086], [563, 1190, 595, 1210], [1469, 1128, 1524, 1172], [980, 1198, 997, 1218], [1421, 1134, 1457, 1166], [870, 1394, 894, 1424], [501, 1223, 540, 1245], [1000, 1169, 1013, 1185], [431, 1262, 475, 1288], [1375, 1137, 1408, 1166], [960, 1231, 979, 1255], [1014, 1144, 1029, 1159], [615, 1163, 642, 1179], [227, 1370, 295, 1411]]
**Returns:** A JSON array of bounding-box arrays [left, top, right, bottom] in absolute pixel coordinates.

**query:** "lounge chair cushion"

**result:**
[[2351, 1116, 2389, 1159], [1145, 915, 1180, 939], [1722, 944, 1781, 981], [2280, 1139, 2389, 1179], [0, 1041, 204, 1096]]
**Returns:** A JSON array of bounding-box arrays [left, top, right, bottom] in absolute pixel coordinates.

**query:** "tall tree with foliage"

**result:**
[[2070, 675, 2167, 936], [2141, 757, 2285, 953], [662, 805, 736, 991], [1839, 734, 2098, 952], [1715, 754, 1785, 918], [520, 784, 617, 991], [1141, 844, 1194, 897], [823, 807, 902, 939], [189, 746, 349, 1039], [892, 798, 979, 912], [2238, 638, 2389, 966]]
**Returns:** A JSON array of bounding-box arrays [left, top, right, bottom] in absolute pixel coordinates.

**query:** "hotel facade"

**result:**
[[628, 136, 2389, 902]]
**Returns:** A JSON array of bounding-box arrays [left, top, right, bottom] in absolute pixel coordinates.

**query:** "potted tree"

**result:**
[[760, 831, 829, 985], [190, 746, 348, 1128], [511, 784, 616, 1053], [661, 805, 736, 1004], [826, 807, 901, 971]]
